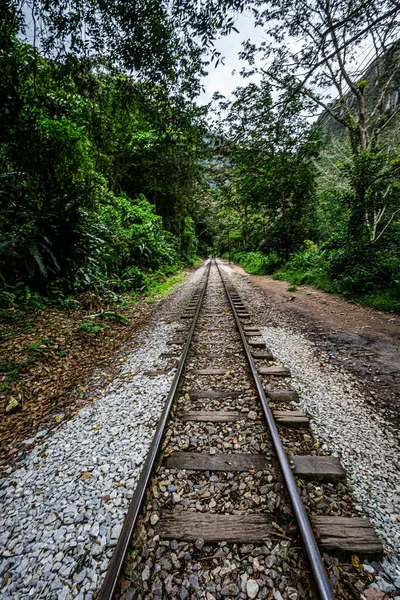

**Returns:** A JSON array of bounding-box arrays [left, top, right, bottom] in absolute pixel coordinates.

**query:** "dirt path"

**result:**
[[228, 262, 400, 424]]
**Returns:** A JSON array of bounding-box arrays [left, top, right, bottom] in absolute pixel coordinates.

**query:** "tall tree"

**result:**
[[238, 0, 400, 244]]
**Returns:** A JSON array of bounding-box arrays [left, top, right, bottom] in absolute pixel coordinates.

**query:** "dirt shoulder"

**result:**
[[229, 262, 400, 423], [0, 267, 195, 474]]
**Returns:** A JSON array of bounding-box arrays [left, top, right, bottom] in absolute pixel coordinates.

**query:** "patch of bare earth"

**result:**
[[0, 270, 193, 474], [227, 263, 400, 425]]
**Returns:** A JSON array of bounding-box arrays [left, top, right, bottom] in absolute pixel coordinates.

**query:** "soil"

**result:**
[[228, 263, 400, 425], [0, 268, 195, 474]]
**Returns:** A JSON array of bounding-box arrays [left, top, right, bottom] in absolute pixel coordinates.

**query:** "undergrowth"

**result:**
[[229, 245, 400, 313]]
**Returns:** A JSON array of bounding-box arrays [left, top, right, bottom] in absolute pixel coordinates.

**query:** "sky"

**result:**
[[197, 11, 266, 106]]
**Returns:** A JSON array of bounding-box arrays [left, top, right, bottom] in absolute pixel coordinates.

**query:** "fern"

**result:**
[[29, 246, 47, 277]]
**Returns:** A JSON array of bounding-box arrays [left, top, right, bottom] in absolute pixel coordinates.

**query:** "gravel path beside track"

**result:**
[[220, 263, 400, 593], [0, 267, 205, 600]]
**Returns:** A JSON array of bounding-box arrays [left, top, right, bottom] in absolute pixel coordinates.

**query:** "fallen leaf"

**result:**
[[351, 554, 360, 569], [1, 573, 9, 589], [81, 471, 90, 480]]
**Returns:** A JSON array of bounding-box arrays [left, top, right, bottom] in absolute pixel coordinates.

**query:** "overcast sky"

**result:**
[[198, 11, 265, 106]]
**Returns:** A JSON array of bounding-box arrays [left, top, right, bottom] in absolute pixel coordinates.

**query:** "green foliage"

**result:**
[[272, 241, 400, 312], [0, 34, 210, 306], [79, 322, 102, 335], [233, 252, 282, 275]]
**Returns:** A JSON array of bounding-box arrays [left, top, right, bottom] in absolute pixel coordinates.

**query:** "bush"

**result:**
[[233, 252, 282, 275]]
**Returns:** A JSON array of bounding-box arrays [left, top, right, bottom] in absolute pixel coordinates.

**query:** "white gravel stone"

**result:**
[[220, 261, 400, 589], [0, 265, 206, 599], [259, 324, 400, 586], [246, 579, 259, 598]]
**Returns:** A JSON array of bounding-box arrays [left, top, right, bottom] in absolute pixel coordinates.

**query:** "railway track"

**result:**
[[99, 258, 382, 600]]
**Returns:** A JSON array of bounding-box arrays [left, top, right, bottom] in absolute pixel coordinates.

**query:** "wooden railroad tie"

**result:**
[[289, 455, 345, 483], [274, 410, 309, 428], [247, 337, 266, 348], [252, 350, 274, 360], [155, 512, 382, 556], [258, 366, 291, 377], [180, 410, 241, 423], [156, 512, 273, 543], [192, 368, 229, 376], [163, 452, 268, 472], [266, 389, 299, 402], [311, 516, 383, 558], [189, 390, 245, 399], [163, 452, 343, 483]]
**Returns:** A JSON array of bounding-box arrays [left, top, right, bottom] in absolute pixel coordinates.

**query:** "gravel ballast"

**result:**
[[221, 263, 400, 593], [0, 266, 205, 600]]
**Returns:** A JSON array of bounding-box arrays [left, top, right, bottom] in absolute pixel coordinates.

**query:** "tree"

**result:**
[[238, 0, 400, 245], [212, 80, 319, 258], [17, 0, 247, 100]]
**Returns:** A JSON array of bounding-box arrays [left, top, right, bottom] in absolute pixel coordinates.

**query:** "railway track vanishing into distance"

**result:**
[[99, 258, 382, 600]]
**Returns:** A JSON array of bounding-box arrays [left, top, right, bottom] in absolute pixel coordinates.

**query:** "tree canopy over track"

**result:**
[[1, 0, 400, 311]]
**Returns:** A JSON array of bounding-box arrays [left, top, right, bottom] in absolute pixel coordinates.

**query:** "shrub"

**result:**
[[233, 252, 282, 275]]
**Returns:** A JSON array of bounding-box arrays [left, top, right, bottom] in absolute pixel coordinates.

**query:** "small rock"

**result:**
[[221, 583, 239, 596], [189, 573, 199, 589], [247, 411, 257, 420], [195, 538, 204, 550], [363, 564, 375, 574], [142, 565, 151, 582], [246, 579, 259, 599], [364, 590, 388, 600], [287, 587, 298, 600], [150, 514, 160, 526]]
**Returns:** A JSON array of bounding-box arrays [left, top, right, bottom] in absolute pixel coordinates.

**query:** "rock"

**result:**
[[364, 590, 388, 600], [142, 565, 151, 582], [246, 579, 259, 599], [287, 587, 298, 600], [22, 437, 36, 447], [247, 411, 257, 421], [363, 564, 375, 574], [150, 514, 159, 526], [195, 538, 205, 550], [5, 397, 20, 414], [75, 569, 87, 585], [221, 583, 239, 596], [179, 585, 189, 599], [189, 573, 199, 589], [111, 524, 122, 540]]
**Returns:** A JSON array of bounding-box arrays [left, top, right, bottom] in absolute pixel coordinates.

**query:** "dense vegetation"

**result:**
[[212, 2, 400, 312], [1, 0, 400, 312], [0, 1, 221, 309]]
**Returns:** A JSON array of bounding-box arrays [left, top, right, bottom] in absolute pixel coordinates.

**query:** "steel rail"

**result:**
[[214, 258, 334, 600], [98, 259, 212, 600]]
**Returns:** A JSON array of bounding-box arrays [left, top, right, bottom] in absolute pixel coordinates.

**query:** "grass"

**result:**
[[147, 271, 189, 302], [273, 267, 400, 313], [229, 251, 400, 314]]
